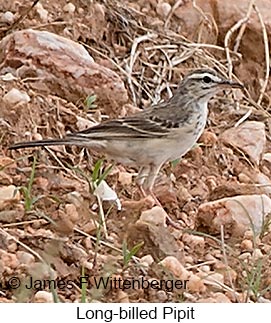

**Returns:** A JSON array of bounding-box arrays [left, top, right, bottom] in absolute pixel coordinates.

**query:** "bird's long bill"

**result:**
[[220, 79, 244, 89]]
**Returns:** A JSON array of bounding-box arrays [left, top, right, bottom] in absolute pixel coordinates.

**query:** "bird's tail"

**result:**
[[9, 137, 86, 150]]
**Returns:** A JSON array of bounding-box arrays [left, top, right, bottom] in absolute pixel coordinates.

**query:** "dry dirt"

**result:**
[[0, 0, 271, 303]]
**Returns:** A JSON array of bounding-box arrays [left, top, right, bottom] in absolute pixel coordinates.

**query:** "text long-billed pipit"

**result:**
[[9, 68, 243, 210]]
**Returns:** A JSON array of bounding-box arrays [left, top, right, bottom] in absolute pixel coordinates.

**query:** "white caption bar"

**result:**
[[1, 303, 270, 323]]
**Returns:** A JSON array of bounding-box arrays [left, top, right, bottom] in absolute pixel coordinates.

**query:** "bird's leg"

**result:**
[[141, 164, 181, 230]]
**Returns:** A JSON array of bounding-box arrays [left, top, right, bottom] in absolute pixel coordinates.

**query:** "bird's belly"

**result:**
[[102, 130, 201, 166]]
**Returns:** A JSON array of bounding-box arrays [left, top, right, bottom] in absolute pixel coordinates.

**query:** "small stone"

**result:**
[[65, 204, 79, 223], [263, 153, 271, 164], [36, 3, 48, 22], [221, 121, 266, 165], [76, 116, 96, 131], [82, 219, 97, 234], [17, 251, 35, 266], [160, 256, 189, 280], [239, 252, 251, 261], [157, 290, 168, 302], [0, 185, 20, 203], [3, 88, 30, 105], [140, 254, 154, 266], [118, 171, 133, 186], [0, 72, 16, 81], [0, 11, 15, 24], [199, 131, 218, 145], [63, 2, 76, 13], [252, 248, 263, 260], [214, 293, 231, 303], [156, 2, 171, 18], [34, 291, 54, 303], [116, 290, 129, 303], [240, 239, 253, 252], [187, 274, 206, 293], [1, 251, 19, 269], [140, 206, 167, 227], [7, 242, 17, 253]]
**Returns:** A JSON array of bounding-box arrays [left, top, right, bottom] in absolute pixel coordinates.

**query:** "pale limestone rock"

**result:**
[[63, 2, 76, 13], [34, 291, 54, 303], [3, 88, 30, 105], [140, 254, 154, 266], [197, 194, 271, 236], [0, 29, 128, 111], [220, 121, 266, 165], [187, 274, 206, 293], [156, 2, 171, 18], [140, 206, 167, 227], [160, 256, 189, 280], [0, 11, 15, 24], [0, 185, 20, 203], [17, 251, 35, 266], [118, 171, 133, 186]]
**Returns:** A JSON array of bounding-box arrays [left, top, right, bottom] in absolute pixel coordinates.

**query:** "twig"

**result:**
[[253, 4, 270, 105], [233, 0, 255, 52], [164, 0, 183, 29], [126, 33, 157, 105], [224, 0, 255, 78], [0, 228, 45, 263]]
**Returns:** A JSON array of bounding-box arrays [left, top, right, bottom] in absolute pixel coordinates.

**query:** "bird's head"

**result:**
[[179, 68, 243, 100]]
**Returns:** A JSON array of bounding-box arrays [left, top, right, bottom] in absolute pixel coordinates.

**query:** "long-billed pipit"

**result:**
[[9, 68, 243, 223]]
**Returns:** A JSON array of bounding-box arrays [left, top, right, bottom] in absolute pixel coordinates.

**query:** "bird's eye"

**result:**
[[203, 76, 212, 83]]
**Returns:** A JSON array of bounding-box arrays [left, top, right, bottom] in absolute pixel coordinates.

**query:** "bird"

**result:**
[[9, 68, 243, 223]]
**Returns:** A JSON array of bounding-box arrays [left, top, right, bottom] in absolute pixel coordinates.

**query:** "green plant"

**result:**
[[19, 155, 41, 212], [122, 240, 144, 267], [84, 94, 97, 110]]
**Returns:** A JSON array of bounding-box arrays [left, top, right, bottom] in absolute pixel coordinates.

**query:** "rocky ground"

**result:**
[[0, 0, 271, 303]]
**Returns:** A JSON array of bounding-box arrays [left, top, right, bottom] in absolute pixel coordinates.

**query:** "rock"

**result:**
[[263, 153, 271, 164], [187, 274, 206, 293], [252, 248, 264, 260], [76, 116, 96, 131], [0, 185, 20, 204], [140, 254, 154, 266], [116, 290, 130, 303], [35, 3, 48, 22], [0, 29, 128, 114], [160, 256, 189, 280], [240, 239, 253, 252], [63, 3, 76, 14], [199, 131, 218, 145], [34, 291, 54, 303], [254, 172, 271, 195], [197, 194, 271, 236], [17, 251, 35, 266], [1, 251, 19, 269], [0, 72, 16, 81], [220, 121, 266, 165], [0, 11, 15, 24], [118, 171, 133, 186], [140, 206, 167, 227], [65, 204, 79, 223], [156, 2, 171, 19], [3, 88, 30, 105], [203, 272, 224, 291]]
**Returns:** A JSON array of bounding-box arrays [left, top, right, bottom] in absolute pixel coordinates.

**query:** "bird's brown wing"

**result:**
[[69, 116, 171, 139]]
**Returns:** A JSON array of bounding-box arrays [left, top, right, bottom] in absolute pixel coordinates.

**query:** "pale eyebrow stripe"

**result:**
[[188, 72, 221, 82]]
